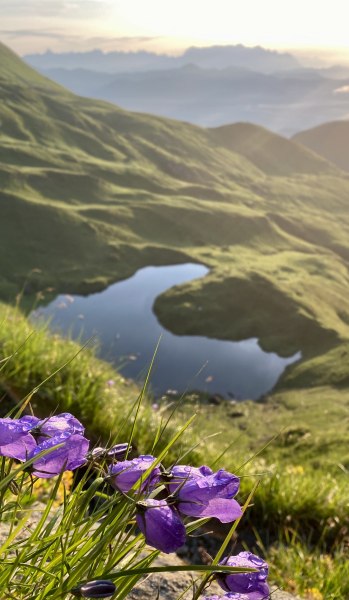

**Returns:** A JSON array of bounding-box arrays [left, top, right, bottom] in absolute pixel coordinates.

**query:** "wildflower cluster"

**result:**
[[109, 459, 242, 554], [0, 412, 89, 477], [0, 412, 270, 599]]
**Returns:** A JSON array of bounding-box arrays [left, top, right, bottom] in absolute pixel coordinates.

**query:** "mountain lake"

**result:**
[[30, 263, 301, 399]]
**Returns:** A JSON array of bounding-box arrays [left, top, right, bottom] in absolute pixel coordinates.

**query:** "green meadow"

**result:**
[[0, 303, 348, 598], [1, 42, 349, 597]]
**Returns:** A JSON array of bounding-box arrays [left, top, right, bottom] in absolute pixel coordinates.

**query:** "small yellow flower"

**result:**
[[304, 588, 323, 600], [62, 470, 74, 492], [53, 471, 74, 507], [286, 465, 305, 475], [28, 471, 74, 507]]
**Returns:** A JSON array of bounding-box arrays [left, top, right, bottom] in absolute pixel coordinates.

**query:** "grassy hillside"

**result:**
[[210, 122, 334, 175], [0, 302, 348, 599], [2, 42, 349, 380], [0, 41, 62, 89], [293, 120, 349, 172]]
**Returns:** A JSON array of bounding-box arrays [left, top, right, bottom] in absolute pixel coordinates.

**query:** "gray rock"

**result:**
[[126, 553, 303, 599], [0, 509, 302, 600]]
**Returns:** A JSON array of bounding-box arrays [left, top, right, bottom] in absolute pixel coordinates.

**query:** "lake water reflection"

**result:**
[[31, 263, 300, 399]]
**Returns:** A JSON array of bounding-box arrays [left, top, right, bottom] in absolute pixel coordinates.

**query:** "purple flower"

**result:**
[[29, 433, 89, 478], [17, 416, 40, 431], [108, 455, 161, 493], [20, 413, 84, 441], [168, 464, 213, 492], [0, 418, 36, 461], [136, 499, 186, 553], [216, 552, 269, 600], [173, 468, 242, 523], [0, 414, 89, 478]]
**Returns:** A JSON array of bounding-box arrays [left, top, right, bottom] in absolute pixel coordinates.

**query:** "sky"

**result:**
[[1, 0, 349, 63]]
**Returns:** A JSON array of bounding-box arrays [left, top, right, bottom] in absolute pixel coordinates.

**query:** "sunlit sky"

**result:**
[[1, 0, 349, 63]]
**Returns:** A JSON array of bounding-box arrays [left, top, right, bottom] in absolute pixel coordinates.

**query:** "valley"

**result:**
[[1, 40, 349, 458]]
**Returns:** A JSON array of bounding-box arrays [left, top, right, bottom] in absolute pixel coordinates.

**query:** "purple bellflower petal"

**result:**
[[19, 413, 84, 442], [17, 416, 40, 431], [168, 464, 213, 493], [29, 433, 89, 478], [178, 496, 242, 523], [136, 499, 186, 553], [108, 455, 161, 493], [217, 552, 270, 600], [36, 413, 85, 441], [175, 469, 242, 523], [0, 418, 37, 461]]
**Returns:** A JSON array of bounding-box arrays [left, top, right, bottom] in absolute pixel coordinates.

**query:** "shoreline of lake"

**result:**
[[30, 263, 301, 399]]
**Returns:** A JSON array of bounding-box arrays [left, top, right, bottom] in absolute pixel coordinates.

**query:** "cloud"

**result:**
[[1, 1, 66, 15], [1, 0, 111, 17], [0, 29, 69, 39], [87, 35, 160, 45], [0, 29, 159, 46], [334, 85, 349, 94]]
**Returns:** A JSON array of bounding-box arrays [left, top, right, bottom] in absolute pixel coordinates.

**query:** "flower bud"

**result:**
[[136, 499, 186, 553], [89, 447, 107, 460], [71, 579, 116, 598], [107, 443, 129, 460]]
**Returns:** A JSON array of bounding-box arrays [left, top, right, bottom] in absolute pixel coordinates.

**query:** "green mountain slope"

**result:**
[[293, 120, 349, 172], [0, 41, 62, 89], [210, 122, 335, 175], [2, 41, 349, 380]]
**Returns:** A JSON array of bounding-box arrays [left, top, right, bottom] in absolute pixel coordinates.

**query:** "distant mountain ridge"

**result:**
[[182, 44, 300, 71], [23, 42, 349, 134], [24, 43, 300, 74], [37, 62, 349, 133], [293, 120, 349, 172], [210, 122, 332, 176]]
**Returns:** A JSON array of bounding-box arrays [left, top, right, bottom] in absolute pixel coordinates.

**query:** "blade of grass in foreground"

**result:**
[[126, 336, 162, 458]]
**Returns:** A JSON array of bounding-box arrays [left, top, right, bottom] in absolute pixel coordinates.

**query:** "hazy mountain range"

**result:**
[[24, 45, 349, 134], [25, 44, 301, 73]]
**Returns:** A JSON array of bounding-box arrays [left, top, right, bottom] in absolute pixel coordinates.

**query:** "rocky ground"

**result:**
[[0, 506, 302, 600], [127, 552, 302, 599]]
